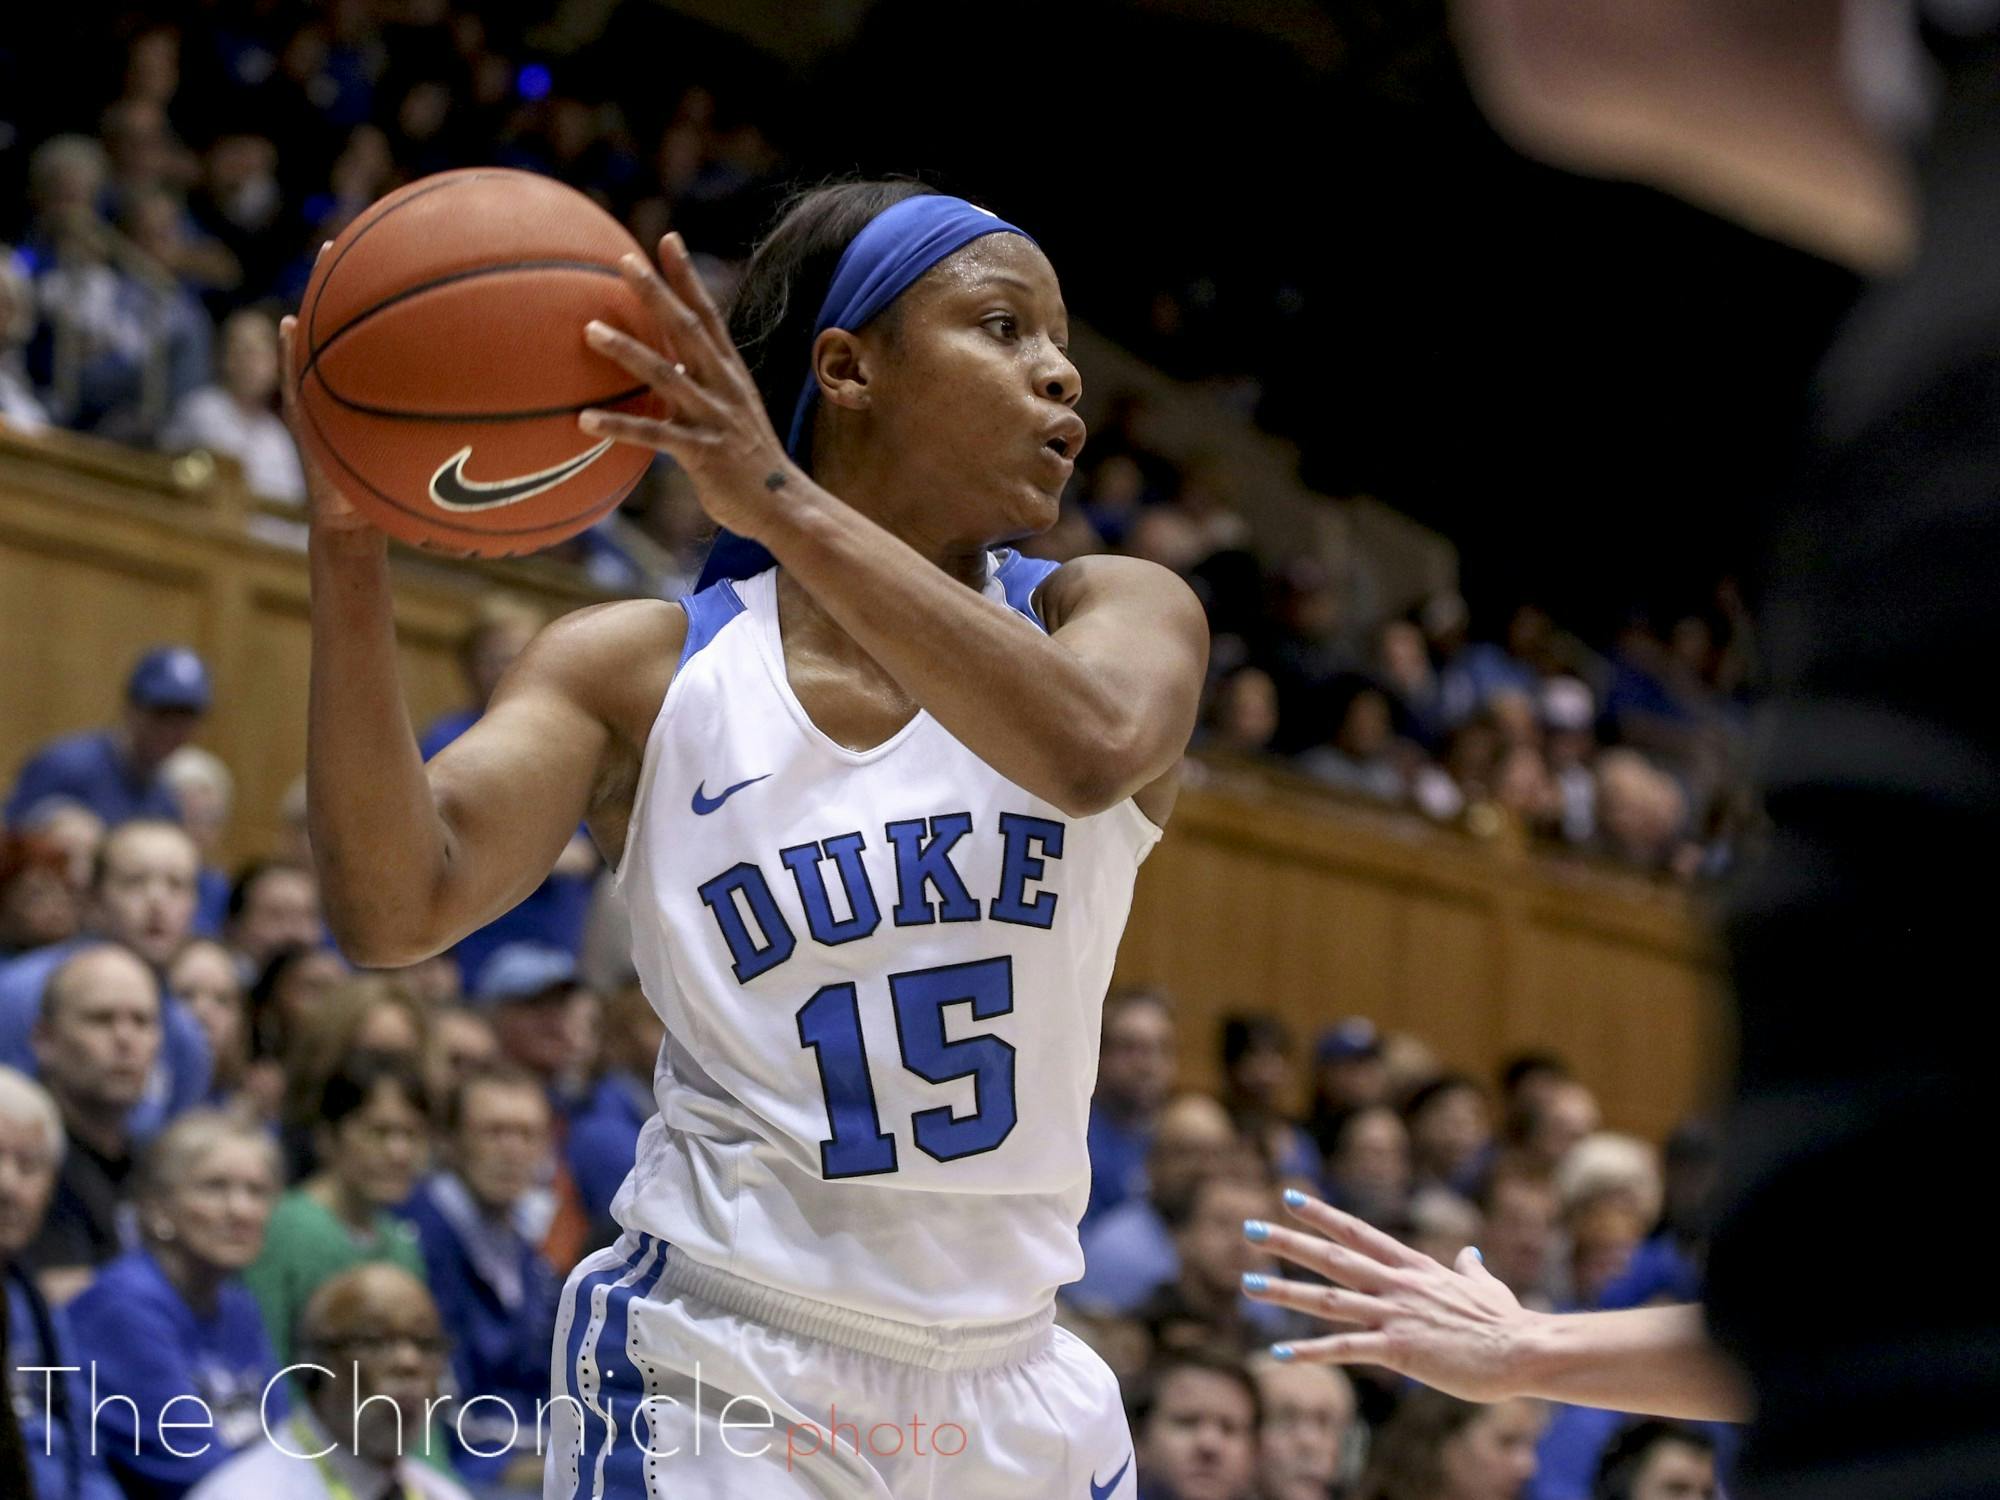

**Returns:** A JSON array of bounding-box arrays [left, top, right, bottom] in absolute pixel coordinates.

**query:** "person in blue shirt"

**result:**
[[418, 600, 598, 992], [4, 647, 212, 832], [0, 1065, 124, 1500], [563, 983, 661, 1227], [1075, 1093, 1243, 1315], [67, 1108, 286, 1500], [403, 1067, 562, 1491], [0, 820, 211, 1139], [1085, 989, 1177, 1228]]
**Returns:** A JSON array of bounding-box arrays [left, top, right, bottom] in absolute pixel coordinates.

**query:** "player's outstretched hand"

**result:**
[[279, 246, 373, 538], [578, 233, 799, 540], [1242, 1188, 1536, 1403]]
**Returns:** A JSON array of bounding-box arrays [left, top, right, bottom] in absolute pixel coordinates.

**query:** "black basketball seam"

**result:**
[[306, 168, 503, 355], [304, 258, 628, 389], [298, 366, 643, 539], [312, 380, 652, 424]]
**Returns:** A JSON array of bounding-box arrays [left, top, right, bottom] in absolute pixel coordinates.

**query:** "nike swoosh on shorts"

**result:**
[[1090, 1453, 1132, 1499], [428, 439, 615, 511]]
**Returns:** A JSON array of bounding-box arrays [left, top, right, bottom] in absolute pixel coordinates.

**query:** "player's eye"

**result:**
[[983, 313, 1018, 340]]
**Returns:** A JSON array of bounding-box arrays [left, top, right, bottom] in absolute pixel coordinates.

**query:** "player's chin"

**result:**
[[1000, 475, 1063, 536]]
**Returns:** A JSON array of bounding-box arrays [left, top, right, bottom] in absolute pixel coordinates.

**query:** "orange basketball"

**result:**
[[292, 167, 664, 557]]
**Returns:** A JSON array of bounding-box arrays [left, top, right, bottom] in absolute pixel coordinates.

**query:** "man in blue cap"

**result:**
[[4, 646, 212, 831]]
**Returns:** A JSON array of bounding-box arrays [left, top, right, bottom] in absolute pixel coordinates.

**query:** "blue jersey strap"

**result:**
[[992, 549, 1061, 632], [676, 578, 747, 672]]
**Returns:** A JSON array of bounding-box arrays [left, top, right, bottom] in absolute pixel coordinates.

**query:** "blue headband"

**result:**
[[697, 194, 1033, 590]]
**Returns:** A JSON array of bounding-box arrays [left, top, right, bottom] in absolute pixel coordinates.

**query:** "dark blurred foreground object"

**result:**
[[1453, 3, 1997, 1497]]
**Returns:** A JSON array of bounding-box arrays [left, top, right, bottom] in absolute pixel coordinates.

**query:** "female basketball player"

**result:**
[[283, 180, 1207, 1498]]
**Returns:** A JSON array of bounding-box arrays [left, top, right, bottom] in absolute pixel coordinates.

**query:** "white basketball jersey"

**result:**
[[610, 551, 1161, 1328]]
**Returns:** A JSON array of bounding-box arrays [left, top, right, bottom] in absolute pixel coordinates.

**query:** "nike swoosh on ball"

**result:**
[[428, 439, 615, 511]]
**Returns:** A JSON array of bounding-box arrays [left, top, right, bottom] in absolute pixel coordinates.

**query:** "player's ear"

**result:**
[[809, 328, 872, 413]]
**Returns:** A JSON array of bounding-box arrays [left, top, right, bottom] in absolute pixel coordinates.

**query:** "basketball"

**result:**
[[290, 167, 663, 556]]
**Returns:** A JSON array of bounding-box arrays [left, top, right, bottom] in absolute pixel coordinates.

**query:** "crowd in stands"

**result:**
[[0, 627, 1726, 1498], [0, 4, 1754, 885]]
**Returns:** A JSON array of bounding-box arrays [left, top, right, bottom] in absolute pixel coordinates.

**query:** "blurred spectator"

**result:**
[[1564, 1192, 1648, 1313], [1087, 989, 1178, 1226], [464, 947, 596, 1270], [405, 1066, 561, 1489], [420, 599, 597, 989], [1593, 751, 1693, 876], [1378, 619, 1444, 750], [0, 1064, 123, 1500], [1538, 679, 1599, 845], [188, 1264, 474, 1500], [0, 828, 79, 959], [249, 942, 352, 1072], [159, 745, 234, 936], [4, 645, 210, 830], [1498, 1052, 1573, 1120], [1199, 664, 1281, 757], [21, 134, 212, 442], [1306, 1019, 1390, 1155], [1426, 595, 1539, 732], [227, 859, 324, 983], [423, 1005, 500, 1120], [160, 306, 303, 500], [1355, 1388, 1545, 1500], [0, 819, 212, 1136], [1219, 1014, 1319, 1184], [1076, 1093, 1242, 1315], [0, 246, 47, 430], [246, 1051, 428, 1363], [1508, 1079, 1603, 1180], [1300, 687, 1404, 805], [1477, 1170, 1561, 1311], [1591, 1421, 1717, 1500], [276, 976, 428, 1179], [564, 984, 661, 1227], [1322, 1105, 1413, 1229], [1401, 1074, 1492, 1199], [67, 1110, 283, 1498], [1133, 1346, 1261, 1500], [1136, 1165, 1285, 1355], [166, 937, 251, 1111], [15, 798, 103, 901], [1250, 1352, 1358, 1500]]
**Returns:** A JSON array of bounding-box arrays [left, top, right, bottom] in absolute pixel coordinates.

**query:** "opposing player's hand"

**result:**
[[1243, 1189, 1536, 1402], [577, 233, 800, 538], [279, 251, 373, 538]]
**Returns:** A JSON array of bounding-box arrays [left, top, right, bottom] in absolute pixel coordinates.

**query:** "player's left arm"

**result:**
[[580, 234, 1209, 817]]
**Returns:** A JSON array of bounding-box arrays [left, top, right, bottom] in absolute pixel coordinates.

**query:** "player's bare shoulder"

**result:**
[[1032, 551, 1207, 637]]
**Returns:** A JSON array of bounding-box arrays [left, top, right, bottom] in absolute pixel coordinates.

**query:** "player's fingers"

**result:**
[[1246, 1221, 1401, 1295], [619, 250, 724, 380], [1269, 1332, 1394, 1368], [277, 316, 300, 419], [1241, 1274, 1390, 1328], [657, 231, 735, 360], [578, 409, 716, 452], [584, 321, 719, 415], [1281, 1189, 1431, 1273]]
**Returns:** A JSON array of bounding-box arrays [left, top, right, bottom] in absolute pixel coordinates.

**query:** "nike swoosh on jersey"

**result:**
[[691, 774, 771, 815], [1090, 1454, 1132, 1499], [427, 438, 615, 511]]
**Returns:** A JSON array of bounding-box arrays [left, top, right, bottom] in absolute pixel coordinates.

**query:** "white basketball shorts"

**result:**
[[542, 1232, 1138, 1499]]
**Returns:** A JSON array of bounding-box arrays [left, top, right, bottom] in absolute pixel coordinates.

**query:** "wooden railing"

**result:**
[[0, 426, 1721, 1140]]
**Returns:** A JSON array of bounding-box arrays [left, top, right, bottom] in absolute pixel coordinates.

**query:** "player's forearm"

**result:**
[[1506, 1305, 1752, 1422], [306, 526, 455, 964], [761, 484, 1166, 814]]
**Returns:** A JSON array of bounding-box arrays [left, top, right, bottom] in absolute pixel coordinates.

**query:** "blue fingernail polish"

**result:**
[[1283, 1187, 1307, 1209], [1271, 1344, 1295, 1362], [1470, 1246, 1484, 1263], [1242, 1272, 1268, 1293], [1244, 1219, 1270, 1243]]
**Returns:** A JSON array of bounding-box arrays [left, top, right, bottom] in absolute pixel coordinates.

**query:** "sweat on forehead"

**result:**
[[903, 234, 1063, 305]]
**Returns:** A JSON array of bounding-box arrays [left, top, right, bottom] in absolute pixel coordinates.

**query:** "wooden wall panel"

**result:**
[[1, 429, 1724, 1139]]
